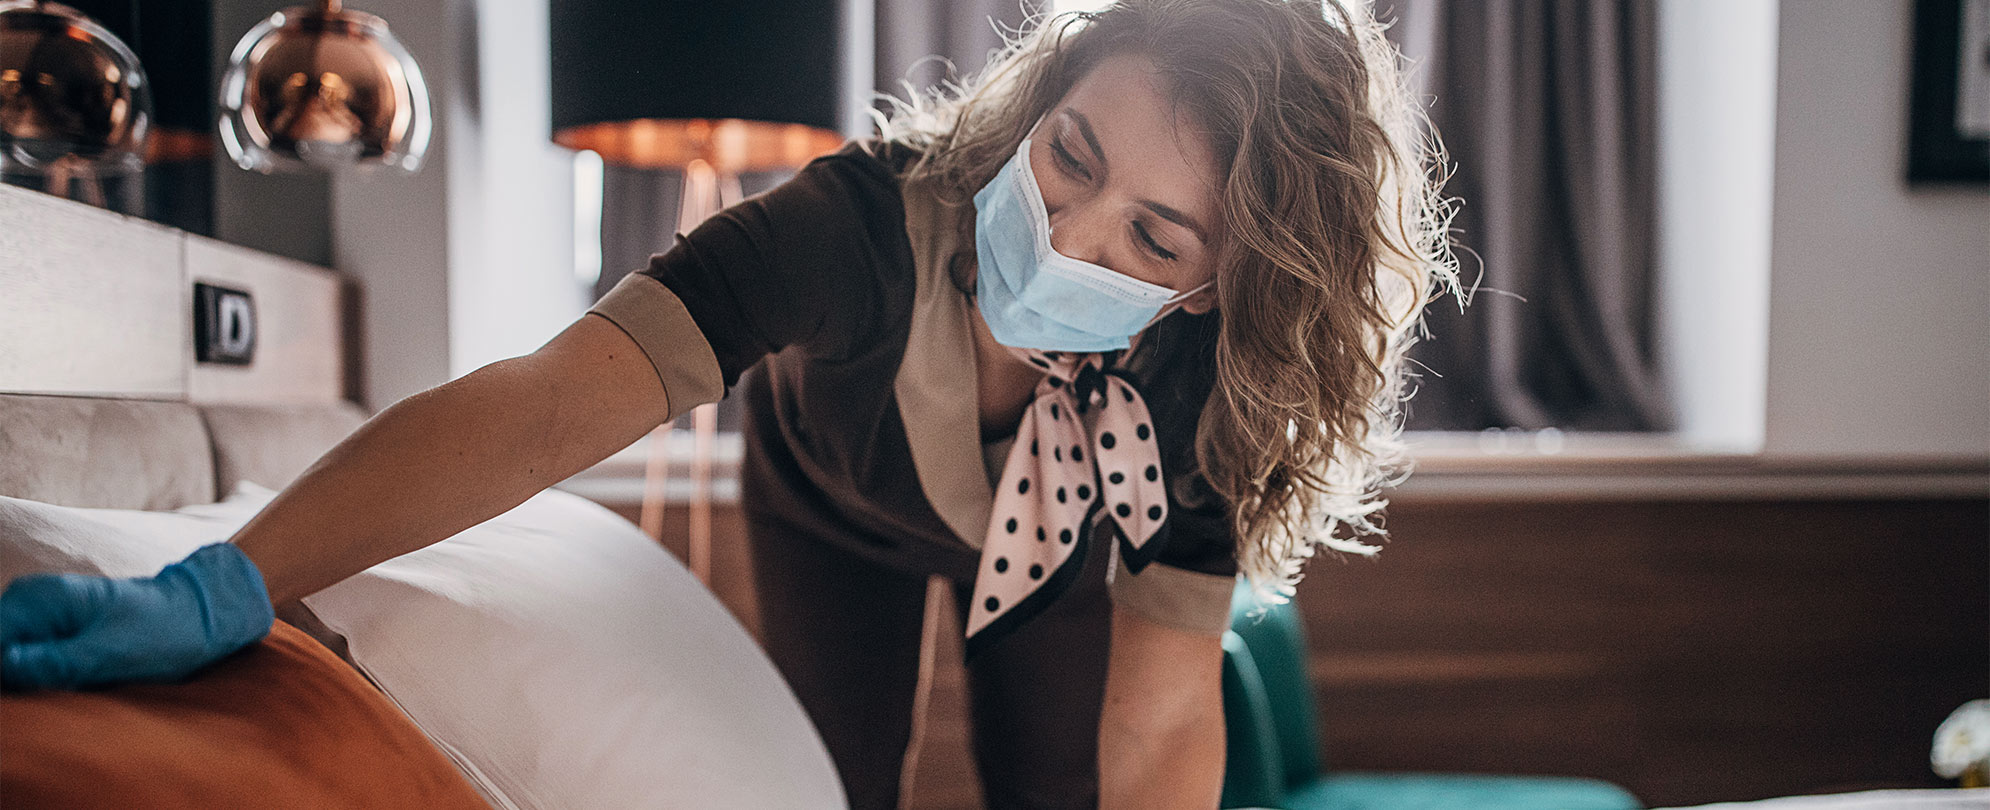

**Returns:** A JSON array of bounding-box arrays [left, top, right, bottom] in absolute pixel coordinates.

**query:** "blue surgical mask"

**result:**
[[971, 138, 1207, 352]]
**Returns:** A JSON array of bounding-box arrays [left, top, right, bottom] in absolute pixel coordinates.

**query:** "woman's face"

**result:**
[[1027, 52, 1222, 314]]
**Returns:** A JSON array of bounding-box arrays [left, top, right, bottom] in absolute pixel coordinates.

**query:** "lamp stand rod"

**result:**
[[637, 159, 741, 587]]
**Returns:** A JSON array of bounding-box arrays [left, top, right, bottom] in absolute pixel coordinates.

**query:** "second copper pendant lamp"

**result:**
[[220, 0, 430, 173]]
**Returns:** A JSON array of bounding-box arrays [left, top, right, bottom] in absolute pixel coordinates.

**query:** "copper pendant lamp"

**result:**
[[218, 0, 429, 173], [550, 0, 859, 581], [0, 0, 150, 206]]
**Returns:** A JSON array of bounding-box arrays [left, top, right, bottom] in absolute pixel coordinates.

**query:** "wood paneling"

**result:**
[[0, 184, 187, 398], [597, 495, 1986, 810], [1299, 498, 1988, 808]]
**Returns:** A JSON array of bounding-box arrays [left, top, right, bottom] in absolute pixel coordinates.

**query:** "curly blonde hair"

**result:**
[[875, 0, 1459, 604]]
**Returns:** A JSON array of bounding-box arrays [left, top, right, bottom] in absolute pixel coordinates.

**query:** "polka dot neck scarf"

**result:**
[[964, 346, 1171, 660]]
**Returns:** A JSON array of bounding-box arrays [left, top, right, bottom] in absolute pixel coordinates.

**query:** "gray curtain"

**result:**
[[875, 0, 1035, 102], [1385, 0, 1674, 432]]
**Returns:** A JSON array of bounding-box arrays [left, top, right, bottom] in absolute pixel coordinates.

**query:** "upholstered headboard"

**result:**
[[0, 396, 367, 510], [0, 183, 367, 509]]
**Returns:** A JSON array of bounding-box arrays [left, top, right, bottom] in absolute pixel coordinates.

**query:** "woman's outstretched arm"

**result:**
[[1099, 605, 1227, 809], [1, 313, 679, 690], [237, 313, 670, 606]]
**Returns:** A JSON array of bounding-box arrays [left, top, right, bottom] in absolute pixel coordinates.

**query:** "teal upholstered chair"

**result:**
[[1219, 581, 1643, 810]]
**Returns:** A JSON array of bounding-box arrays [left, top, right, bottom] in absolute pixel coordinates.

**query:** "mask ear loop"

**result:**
[[1166, 280, 1212, 307], [1138, 280, 1214, 332]]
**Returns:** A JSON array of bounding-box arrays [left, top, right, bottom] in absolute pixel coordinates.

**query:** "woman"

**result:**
[[0, 0, 1455, 806]]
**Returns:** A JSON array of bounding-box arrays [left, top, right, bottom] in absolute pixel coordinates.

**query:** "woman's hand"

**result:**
[[0, 543, 274, 690]]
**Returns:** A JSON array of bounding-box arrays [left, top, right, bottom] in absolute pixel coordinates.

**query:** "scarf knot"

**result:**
[[1069, 362, 1109, 413]]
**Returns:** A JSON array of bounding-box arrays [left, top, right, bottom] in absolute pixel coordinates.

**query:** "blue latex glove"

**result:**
[[1, 543, 274, 691]]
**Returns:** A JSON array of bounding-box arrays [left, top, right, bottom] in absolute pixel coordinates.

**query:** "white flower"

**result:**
[[1932, 698, 1990, 779]]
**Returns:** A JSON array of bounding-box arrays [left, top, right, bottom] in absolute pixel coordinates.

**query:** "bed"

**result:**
[[0, 184, 846, 808]]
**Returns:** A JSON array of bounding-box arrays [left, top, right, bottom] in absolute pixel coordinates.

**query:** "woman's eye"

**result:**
[[1050, 139, 1091, 181], [1133, 220, 1178, 261]]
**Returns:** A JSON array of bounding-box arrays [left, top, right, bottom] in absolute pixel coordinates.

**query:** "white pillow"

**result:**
[[0, 485, 265, 585], [0, 486, 847, 810]]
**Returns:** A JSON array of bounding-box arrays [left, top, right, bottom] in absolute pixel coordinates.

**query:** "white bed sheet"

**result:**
[[1655, 789, 1986, 809], [0, 484, 847, 809]]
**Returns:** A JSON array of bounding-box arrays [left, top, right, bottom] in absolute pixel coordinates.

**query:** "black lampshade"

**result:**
[[549, 0, 853, 170]]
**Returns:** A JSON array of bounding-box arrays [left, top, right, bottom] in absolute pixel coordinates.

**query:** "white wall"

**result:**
[[1764, 0, 1990, 460], [328, 0, 463, 410], [1657, 0, 1779, 454], [448, 0, 586, 381], [328, 0, 586, 409]]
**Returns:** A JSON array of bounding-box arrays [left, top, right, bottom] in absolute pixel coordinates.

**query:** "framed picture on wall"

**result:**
[[1908, 0, 1990, 184]]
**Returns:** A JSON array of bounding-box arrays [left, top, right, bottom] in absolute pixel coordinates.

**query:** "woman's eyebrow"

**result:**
[[1143, 200, 1207, 244], [1067, 110, 1210, 244], [1069, 110, 1109, 168]]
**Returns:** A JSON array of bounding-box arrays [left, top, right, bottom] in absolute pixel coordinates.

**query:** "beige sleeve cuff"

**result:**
[[586, 273, 725, 423], [1107, 547, 1237, 637]]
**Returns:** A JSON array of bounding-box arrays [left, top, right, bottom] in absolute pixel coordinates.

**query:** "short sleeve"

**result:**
[[1108, 554, 1237, 637], [639, 143, 908, 388], [1106, 472, 1238, 637], [586, 275, 724, 423], [586, 142, 911, 419], [1105, 308, 1238, 636]]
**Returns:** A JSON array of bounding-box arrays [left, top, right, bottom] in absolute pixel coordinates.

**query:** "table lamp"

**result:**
[[551, 0, 857, 583]]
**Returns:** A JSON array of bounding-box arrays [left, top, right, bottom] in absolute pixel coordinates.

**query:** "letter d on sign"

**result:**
[[194, 282, 257, 365]]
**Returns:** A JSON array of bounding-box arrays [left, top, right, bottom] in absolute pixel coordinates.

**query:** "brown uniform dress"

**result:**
[[586, 140, 1238, 810]]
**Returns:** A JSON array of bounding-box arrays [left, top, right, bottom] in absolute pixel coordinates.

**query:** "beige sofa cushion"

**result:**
[[0, 395, 214, 510], [200, 402, 368, 493]]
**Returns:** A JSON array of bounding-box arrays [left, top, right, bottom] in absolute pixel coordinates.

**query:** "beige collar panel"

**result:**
[[893, 173, 996, 551]]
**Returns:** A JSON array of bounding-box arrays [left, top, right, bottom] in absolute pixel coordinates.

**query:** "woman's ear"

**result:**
[[1179, 286, 1218, 314]]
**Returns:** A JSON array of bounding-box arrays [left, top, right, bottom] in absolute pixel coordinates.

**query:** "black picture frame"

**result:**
[[1907, 0, 1990, 184]]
